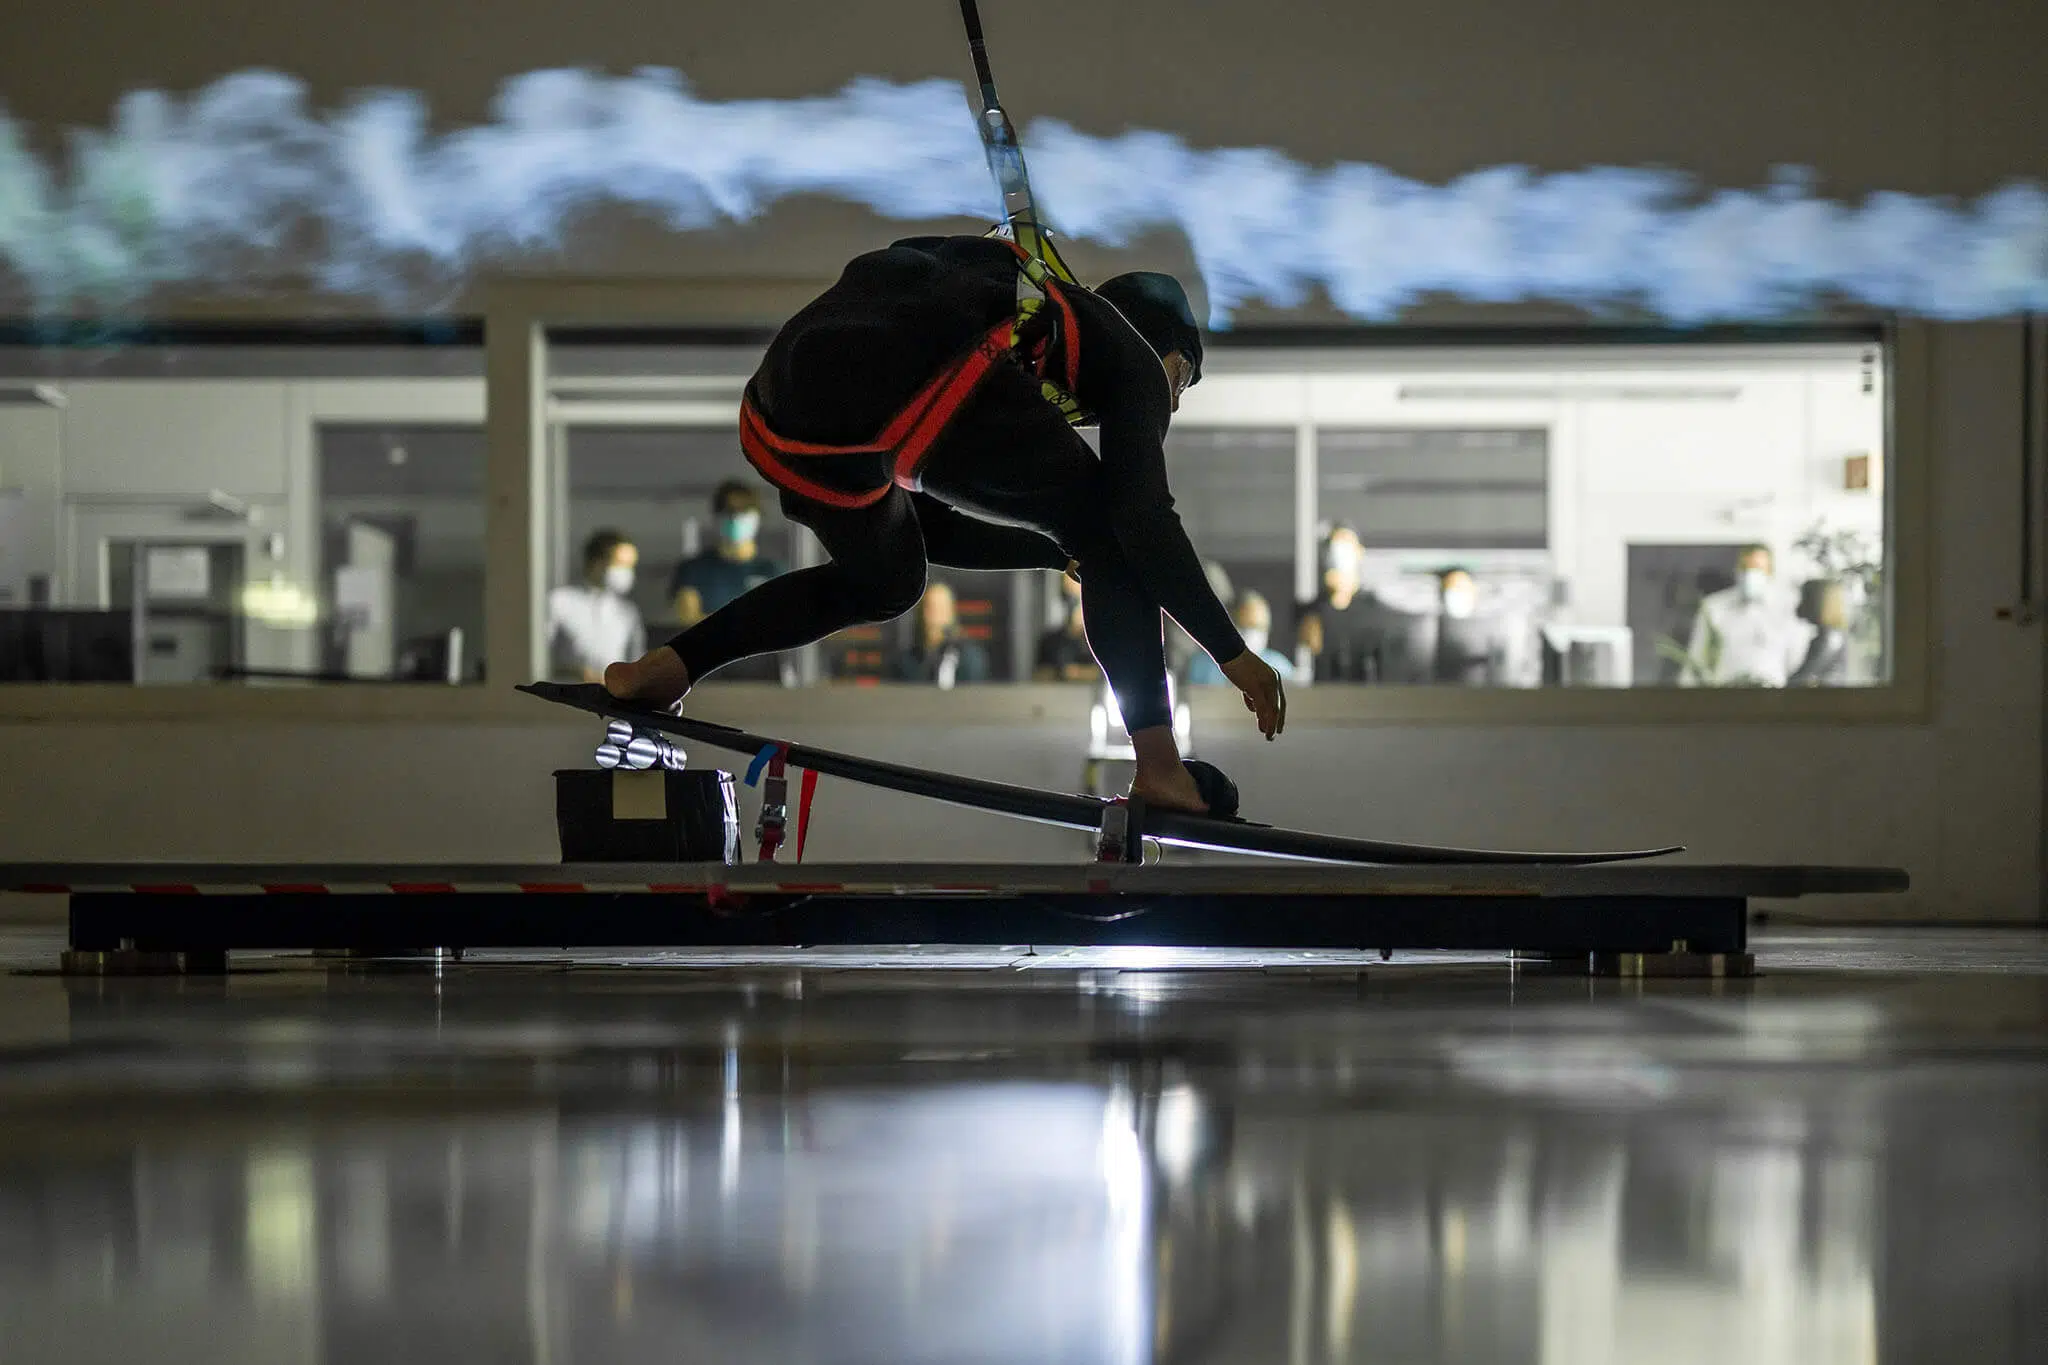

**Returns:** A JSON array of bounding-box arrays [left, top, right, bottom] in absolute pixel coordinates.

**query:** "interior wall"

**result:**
[[0, 0, 2040, 918], [1561, 368, 1887, 630], [1, 0, 2041, 314]]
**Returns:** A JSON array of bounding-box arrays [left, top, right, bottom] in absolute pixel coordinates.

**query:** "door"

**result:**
[[69, 508, 267, 683], [1625, 543, 1750, 686], [0, 401, 62, 607], [0, 489, 27, 607], [338, 520, 397, 678]]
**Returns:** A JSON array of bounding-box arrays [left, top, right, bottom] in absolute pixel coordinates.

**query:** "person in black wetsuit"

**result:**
[[602, 234, 1286, 813]]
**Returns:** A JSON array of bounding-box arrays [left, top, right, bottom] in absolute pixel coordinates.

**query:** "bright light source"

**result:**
[[239, 577, 319, 627]]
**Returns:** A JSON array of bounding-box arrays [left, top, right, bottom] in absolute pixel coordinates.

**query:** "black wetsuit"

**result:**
[[666, 236, 1243, 732]]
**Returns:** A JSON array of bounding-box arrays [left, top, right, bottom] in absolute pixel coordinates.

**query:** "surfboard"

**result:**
[[518, 682, 1683, 866]]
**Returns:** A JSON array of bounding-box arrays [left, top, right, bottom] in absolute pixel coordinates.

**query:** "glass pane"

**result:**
[[1159, 428, 1297, 687], [316, 425, 485, 683], [527, 326, 1889, 701], [829, 570, 1021, 685], [556, 425, 796, 684], [0, 335, 483, 684], [540, 333, 798, 686], [1319, 429, 1548, 551], [542, 331, 1036, 690], [1304, 343, 1889, 689]]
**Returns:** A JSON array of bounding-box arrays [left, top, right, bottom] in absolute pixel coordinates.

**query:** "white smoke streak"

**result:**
[[0, 66, 2043, 324]]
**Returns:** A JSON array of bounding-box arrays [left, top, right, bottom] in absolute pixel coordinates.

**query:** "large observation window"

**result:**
[[0, 297, 1914, 723], [0, 335, 484, 686], [516, 320, 1895, 700]]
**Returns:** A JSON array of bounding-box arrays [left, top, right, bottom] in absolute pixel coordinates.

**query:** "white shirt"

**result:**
[[1682, 586, 1814, 687], [547, 584, 646, 681]]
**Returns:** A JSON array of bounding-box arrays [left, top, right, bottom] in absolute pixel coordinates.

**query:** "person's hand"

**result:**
[[1220, 649, 1286, 740]]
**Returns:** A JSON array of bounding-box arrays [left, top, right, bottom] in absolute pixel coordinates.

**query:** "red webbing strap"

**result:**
[[1041, 278, 1082, 394], [736, 319, 1018, 504], [794, 768, 821, 862], [737, 238, 1081, 503], [739, 402, 891, 510], [888, 323, 1016, 492]]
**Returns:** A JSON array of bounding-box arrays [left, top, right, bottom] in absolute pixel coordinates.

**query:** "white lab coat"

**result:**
[[547, 584, 646, 681], [1681, 586, 1814, 687]]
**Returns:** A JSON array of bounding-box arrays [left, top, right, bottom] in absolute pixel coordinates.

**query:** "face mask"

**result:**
[[1326, 544, 1361, 581], [1441, 589, 1477, 620], [720, 512, 761, 543], [1738, 569, 1768, 601], [603, 565, 635, 596], [1241, 627, 1270, 657]]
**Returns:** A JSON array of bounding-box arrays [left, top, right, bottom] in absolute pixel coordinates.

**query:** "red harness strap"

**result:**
[[739, 319, 1019, 509], [738, 243, 1083, 509]]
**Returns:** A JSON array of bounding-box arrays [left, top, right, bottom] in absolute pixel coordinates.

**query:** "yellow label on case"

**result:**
[[611, 770, 667, 822]]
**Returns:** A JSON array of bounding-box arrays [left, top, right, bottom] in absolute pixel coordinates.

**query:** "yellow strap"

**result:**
[[984, 224, 1091, 424], [1012, 220, 1078, 286]]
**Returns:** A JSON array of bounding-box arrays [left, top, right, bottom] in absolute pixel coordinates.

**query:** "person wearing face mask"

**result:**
[[1188, 591, 1297, 684], [546, 530, 647, 684], [1429, 566, 1509, 686], [1680, 544, 1816, 687], [1296, 525, 1422, 682], [601, 233, 1285, 814], [670, 482, 785, 627]]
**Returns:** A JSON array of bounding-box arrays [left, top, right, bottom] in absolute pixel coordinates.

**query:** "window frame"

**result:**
[[0, 278, 1928, 724]]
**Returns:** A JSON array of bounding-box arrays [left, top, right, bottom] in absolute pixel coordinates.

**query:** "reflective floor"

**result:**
[[0, 926, 2043, 1365]]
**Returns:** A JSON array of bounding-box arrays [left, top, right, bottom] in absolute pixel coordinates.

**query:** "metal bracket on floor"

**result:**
[[1595, 949, 1757, 979], [60, 947, 228, 977], [1518, 940, 1757, 979]]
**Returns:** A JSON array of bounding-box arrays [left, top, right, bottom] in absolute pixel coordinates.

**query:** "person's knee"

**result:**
[[853, 560, 927, 623], [1060, 518, 1117, 572]]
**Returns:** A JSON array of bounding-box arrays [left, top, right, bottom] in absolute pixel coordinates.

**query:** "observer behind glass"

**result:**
[[547, 530, 646, 684], [1681, 543, 1814, 688], [670, 480, 786, 626]]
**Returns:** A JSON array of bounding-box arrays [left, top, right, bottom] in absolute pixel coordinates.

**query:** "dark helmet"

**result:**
[[1095, 271, 1204, 385]]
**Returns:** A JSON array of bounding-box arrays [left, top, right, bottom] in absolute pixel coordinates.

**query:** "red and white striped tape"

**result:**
[[8, 880, 906, 897]]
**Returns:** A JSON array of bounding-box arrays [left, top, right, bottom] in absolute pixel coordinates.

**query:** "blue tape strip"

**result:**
[[745, 744, 780, 787]]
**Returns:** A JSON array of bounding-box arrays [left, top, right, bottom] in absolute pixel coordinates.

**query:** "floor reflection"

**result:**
[[0, 940, 2041, 1364]]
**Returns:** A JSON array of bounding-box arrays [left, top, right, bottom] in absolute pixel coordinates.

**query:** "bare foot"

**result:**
[[1129, 765, 1208, 813], [604, 646, 692, 710], [1127, 724, 1208, 813]]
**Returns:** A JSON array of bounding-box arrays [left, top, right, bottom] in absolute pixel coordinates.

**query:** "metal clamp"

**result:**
[[754, 746, 791, 862], [1095, 799, 1145, 864]]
